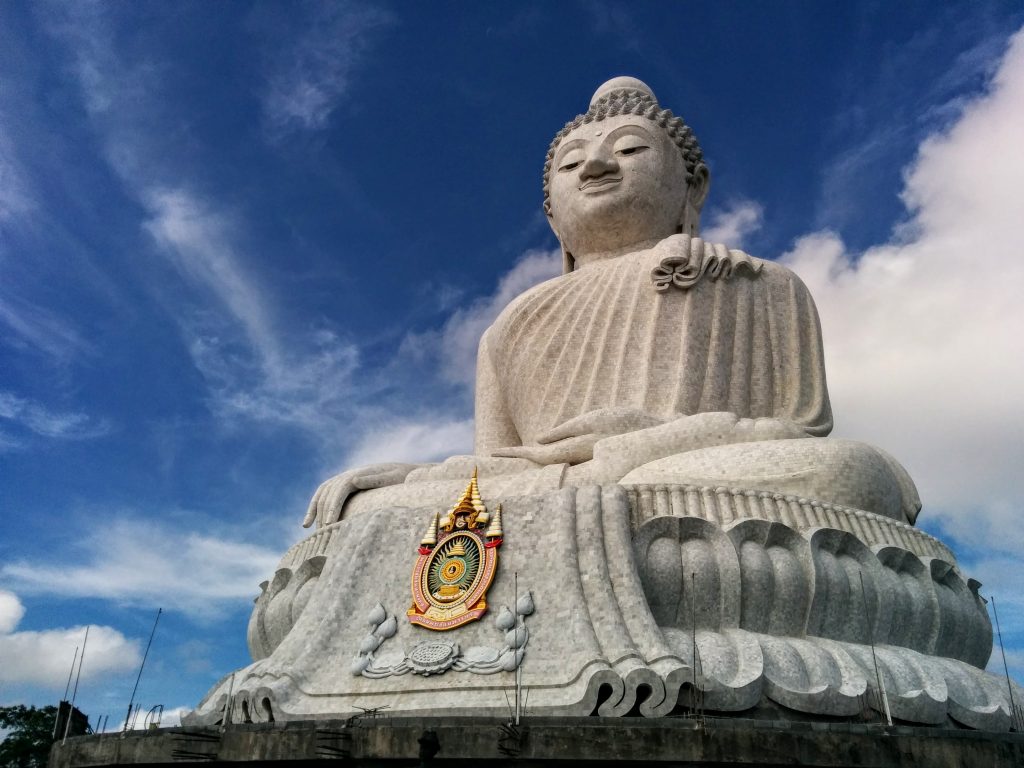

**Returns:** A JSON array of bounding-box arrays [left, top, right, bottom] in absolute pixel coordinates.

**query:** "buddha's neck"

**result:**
[[572, 238, 664, 269]]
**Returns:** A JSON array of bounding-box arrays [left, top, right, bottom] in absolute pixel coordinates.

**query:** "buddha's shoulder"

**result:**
[[695, 240, 811, 292]]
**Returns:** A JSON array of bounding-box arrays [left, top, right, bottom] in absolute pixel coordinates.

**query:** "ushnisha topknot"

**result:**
[[542, 76, 706, 216]]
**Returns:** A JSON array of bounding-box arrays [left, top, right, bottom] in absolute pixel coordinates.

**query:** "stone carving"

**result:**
[[189, 488, 1020, 728], [246, 555, 325, 660], [186, 76, 1018, 731], [650, 238, 761, 291], [351, 597, 533, 679]]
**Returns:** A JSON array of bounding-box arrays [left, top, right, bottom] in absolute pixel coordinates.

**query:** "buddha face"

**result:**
[[548, 114, 706, 265]]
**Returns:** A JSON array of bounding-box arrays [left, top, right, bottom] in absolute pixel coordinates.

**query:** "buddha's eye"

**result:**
[[615, 144, 649, 156], [558, 159, 582, 172]]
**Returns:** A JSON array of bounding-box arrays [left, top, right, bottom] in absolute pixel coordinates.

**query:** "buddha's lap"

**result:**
[[619, 438, 919, 523], [339, 438, 918, 525]]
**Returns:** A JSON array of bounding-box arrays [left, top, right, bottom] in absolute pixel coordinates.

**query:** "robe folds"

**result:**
[[475, 235, 833, 454]]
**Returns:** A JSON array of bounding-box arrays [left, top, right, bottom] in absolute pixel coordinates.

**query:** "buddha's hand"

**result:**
[[302, 463, 422, 529], [585, 412, 808, 481], [491, 408, 670, 465]]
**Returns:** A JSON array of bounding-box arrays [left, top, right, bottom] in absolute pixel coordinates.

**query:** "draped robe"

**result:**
[[475, 236, 833, 454]]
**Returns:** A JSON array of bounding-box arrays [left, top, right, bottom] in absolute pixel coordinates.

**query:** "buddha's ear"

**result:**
[[547, 212, 575, 273], [688, 165, 711, 210], [679, 165, 711, 237]]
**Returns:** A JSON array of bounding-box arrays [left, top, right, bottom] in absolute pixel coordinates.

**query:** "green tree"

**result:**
[[0, 706, 58, 768]]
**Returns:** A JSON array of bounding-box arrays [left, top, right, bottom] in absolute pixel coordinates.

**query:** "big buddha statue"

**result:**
[[186, 78, 1020, 730]]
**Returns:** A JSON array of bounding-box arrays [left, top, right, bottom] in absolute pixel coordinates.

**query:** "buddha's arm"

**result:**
[[474, 328, 522, 455], [564, 412, 808, 485], [302, 463, 423, 529], [495, 408, 808, 472]]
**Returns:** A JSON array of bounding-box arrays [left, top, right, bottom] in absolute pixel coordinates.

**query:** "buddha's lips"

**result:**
[[579, 176, 622, 191]]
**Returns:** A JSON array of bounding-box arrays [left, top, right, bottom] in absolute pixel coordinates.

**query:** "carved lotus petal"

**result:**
[[499, 648, 519, 672], [367, 602, 386, 627], [359, 633, 382, 655], [377, 615, 398, 639], [516, 591, 535, 617], [504, 627, 528, 650], [350, 655, 371, 676], [495, 606, 516, 631]]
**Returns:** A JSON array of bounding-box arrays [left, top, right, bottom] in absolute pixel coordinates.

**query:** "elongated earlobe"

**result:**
[[679, 166, 710, 237], [548, 213, 575, 273], [561, 247, 575, 274]]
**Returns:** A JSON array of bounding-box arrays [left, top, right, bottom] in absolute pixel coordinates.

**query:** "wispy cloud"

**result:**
[[0, 589, 140, 688], [781, 28, 1024, 563], [702, 200, 764, 249], [0, 390, 109, 445], [0, 293, 93, 362], [141, 188, 361, 433], [344, 417, 475, 467], [2, 519, 281, 618], [37, 5, 364, 443], [257, 1, 394, 136], [816, 22, 1013, 232], [0, 113, 34, 227]]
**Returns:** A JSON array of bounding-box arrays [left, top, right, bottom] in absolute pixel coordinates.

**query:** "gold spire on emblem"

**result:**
[[485, 503, 503, 539], [443, 467, 488, 530], [420, 511, 438, 548]]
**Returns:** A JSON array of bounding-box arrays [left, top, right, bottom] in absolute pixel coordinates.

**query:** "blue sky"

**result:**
[[2, 1, 1023, 728]]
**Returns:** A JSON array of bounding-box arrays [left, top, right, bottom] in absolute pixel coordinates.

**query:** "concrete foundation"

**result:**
[[50, 717, 1024, 768]]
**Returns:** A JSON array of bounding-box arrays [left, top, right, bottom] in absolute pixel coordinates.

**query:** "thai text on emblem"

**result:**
[[408, 469, 503, 630]]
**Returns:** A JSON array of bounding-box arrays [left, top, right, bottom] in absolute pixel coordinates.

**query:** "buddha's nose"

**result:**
[[579, 147, 619, 180]]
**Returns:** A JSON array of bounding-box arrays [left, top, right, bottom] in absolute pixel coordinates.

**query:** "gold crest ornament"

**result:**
[[408, 469, 503, 630]]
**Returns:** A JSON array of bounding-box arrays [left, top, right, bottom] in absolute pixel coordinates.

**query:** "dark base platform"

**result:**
[[49, 716, 1024, 768]]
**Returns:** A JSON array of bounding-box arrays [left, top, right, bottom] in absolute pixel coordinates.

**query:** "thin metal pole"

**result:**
[[123, 608, 162, 733], [63, 646, 79, 701], [991, 596, 1019, 729], [691, 571, 703, 720], [63, 626, 90, 744], [691, 571, 697, 712], [53, 645, 79, 738], [219, 673, 236, 733], [859, 572, 891, 726], [514, 571, 521, 726]]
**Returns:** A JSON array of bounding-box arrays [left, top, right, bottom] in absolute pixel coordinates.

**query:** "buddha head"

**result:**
[[543, 77, 709, 272]]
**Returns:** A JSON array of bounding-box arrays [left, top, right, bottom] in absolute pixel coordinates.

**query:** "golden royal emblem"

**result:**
[[408, 469, 503, 630]]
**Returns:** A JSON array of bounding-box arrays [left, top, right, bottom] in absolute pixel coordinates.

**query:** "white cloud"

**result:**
[[259, 2, 394, 135], [0, 390, 110, 443], [0, 589, 140, 688], [702, 200, 764, 248], [1, 519, 280, 618], [344, 417, 475, 468], [780, 29, 1024, 559], [0, 589, 25, 633], [141, 188, 361, 433]]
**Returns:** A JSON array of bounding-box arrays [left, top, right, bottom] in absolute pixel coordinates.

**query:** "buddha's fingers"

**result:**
[[350, 463, 420, 490], [303, 478, 335, 528], [302, 495, 318, 528], [323, 477, 357, 526], [492, 433, 597, 465], [537, 408, 668, 444]]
